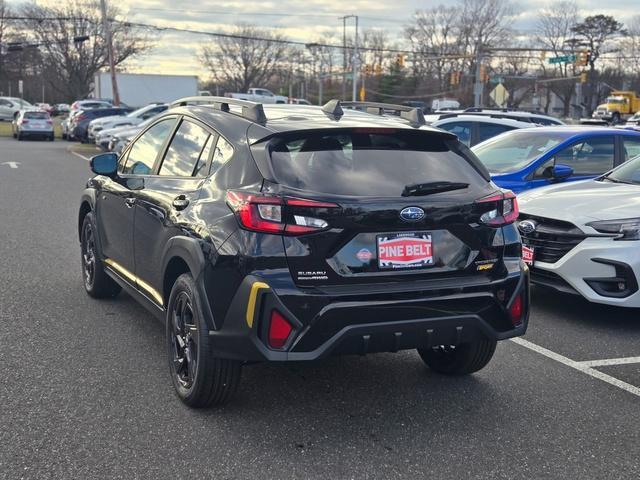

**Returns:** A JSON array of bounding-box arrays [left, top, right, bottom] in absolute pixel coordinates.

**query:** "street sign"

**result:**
[[548, 54, 576, 65], [489, 84, 509, 108], [490, 76, 504, 84]]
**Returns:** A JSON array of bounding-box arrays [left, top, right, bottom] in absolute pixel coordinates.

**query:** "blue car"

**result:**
[[471, 127, 640, 193]]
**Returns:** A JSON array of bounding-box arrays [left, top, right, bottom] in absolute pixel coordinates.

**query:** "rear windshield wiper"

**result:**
[[401, 181, 469, 197]]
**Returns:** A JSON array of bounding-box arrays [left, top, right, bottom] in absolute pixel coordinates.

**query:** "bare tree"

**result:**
[[406, 6, 461, 91], [200, 25, 290, 93], [620, 15, 640, 74], [18, 0, 146, 101], [535, 1, 580, 116]]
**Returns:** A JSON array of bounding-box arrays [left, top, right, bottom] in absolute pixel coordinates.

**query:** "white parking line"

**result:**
[[576, 356, 640, 368], [510, 337, 640, 398], [69, 151, 90, 162]]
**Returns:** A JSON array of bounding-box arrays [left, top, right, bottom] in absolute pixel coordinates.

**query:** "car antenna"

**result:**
[[321, 99, 344, 120]]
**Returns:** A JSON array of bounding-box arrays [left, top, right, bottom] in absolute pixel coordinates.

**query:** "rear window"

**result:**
[[24, 112, 49, 120], [268, 129, 488, 197]]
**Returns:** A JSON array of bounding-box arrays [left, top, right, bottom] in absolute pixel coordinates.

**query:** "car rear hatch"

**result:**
[[246, 127, 514, 287]]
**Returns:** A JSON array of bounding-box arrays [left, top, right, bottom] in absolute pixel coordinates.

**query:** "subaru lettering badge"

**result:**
[[518, 220, 537, 235], [400, 206, 425, 222]]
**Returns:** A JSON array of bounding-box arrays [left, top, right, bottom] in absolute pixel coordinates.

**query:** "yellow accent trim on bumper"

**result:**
[[246, 282, 269, 328], [104, 258, 164, 306]]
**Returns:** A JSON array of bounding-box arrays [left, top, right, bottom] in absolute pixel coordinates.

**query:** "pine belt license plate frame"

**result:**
[[376, 232, 434, 270]]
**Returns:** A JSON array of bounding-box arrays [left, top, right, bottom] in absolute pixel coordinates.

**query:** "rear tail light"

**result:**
[[21, 120, 28, 125], [226, 191, 338, 235], [508, 293, 524, 326], [268, 310, 293, 348], [46, 120, 53, 125], [476, 190, 518, 226]]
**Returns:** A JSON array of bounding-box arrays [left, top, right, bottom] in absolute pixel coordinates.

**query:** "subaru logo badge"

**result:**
[[518, 220, 537, 235], [400, 206, 425, 222]]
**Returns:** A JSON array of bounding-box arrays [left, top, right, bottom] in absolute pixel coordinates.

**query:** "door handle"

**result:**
[[172, 195, 189, 211], [125, 197, 136, 208]]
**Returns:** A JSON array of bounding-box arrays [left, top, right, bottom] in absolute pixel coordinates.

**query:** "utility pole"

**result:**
[[352, 15, 358, 102], [473, 48, 484, 108], [342, 16, 347, 100], [99, 0, 120, 106]]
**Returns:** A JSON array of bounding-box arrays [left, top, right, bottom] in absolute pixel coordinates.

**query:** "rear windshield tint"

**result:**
[[268, 129, 488, 196], [24, 111, 48, 119]]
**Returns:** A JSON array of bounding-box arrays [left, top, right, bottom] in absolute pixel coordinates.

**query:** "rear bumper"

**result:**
[[206, 261, 529, 362]]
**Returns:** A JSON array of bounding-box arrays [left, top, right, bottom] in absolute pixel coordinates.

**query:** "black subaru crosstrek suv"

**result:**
[[78, 98, 529, 408]]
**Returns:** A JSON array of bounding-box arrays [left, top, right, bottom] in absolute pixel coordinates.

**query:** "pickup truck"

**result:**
[[226, 88, 288, 104]]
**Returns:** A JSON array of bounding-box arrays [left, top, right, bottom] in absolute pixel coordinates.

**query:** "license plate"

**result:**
[[522, 245, 535, 265], [377, 232, 434, 270]]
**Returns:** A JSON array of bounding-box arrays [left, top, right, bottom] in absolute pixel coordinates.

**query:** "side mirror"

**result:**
[[90, 152, 118, 177], [550, 163, 573, 182]]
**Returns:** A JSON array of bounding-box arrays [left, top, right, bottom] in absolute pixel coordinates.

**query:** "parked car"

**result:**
[[62, 100, 112, 140], [78, 98, 529, 408], [51, 103, 71, 117], [88, 103, 167, 143], [226, 88, 287, 104], [34, 103, 53, 114], [0, 97, 33, 121], [432, 115, 533, 147], [12, 109, 54, 141], [71, 107, 130, 142], [471, 127, 640, 193], [518, 154, 640, 307], [459, 108, 565, 126], [96, 112, 164, 150]]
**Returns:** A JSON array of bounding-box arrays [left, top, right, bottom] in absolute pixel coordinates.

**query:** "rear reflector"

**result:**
[[509, 294, 523, 326], [268, 310, 293, 349]]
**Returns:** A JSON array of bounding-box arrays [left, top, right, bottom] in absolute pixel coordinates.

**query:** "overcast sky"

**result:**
[[10, 0, 640, 78]]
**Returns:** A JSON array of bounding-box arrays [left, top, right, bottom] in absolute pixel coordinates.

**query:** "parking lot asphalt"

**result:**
[[0, 137, 639, 479]]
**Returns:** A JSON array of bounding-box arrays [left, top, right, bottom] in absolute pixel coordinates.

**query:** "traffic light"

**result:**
[[395, 54, 405, 68], [450, 71, 461, 86], [363, 64, 371, 75], [580, 72, 588, 83]]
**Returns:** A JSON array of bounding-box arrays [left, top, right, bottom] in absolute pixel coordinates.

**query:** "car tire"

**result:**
[[167, 273, 242, 408], [17, 133, 22, 141], [49, 135, 54, 142], [80, 212, 121, 298], [417, 337, 497, 375], [62, 132, 67, 140]]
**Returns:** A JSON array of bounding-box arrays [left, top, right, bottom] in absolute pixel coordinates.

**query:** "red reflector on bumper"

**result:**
[[268, 310, 293, 349], [509, 294, 523, 326]]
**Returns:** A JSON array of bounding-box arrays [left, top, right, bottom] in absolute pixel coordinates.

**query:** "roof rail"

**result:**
[[169, 96, 267, 124], [338, 100, 427, 126]]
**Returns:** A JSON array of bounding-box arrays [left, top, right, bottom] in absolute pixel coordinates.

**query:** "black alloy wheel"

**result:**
[[169, 291, 199, 390]]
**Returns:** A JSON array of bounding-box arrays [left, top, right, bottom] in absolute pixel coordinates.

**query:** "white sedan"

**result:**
[[518, 156, 640, 307]]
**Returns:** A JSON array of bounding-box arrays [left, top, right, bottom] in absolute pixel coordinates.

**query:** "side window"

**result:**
[[438, 122, 472, 146], [122, 119, 175, 175], [477, 123, 515, 144], [622, 138, 640, 162], [210, 136, 234, 174], [159, 120, 211, 177], [554, 136, 615, 175], [193, 135, 215, 177], [0, 99, 11, 107]]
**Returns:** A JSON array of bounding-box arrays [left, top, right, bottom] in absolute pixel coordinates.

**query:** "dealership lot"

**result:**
[[1, 137, 639, 478]]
